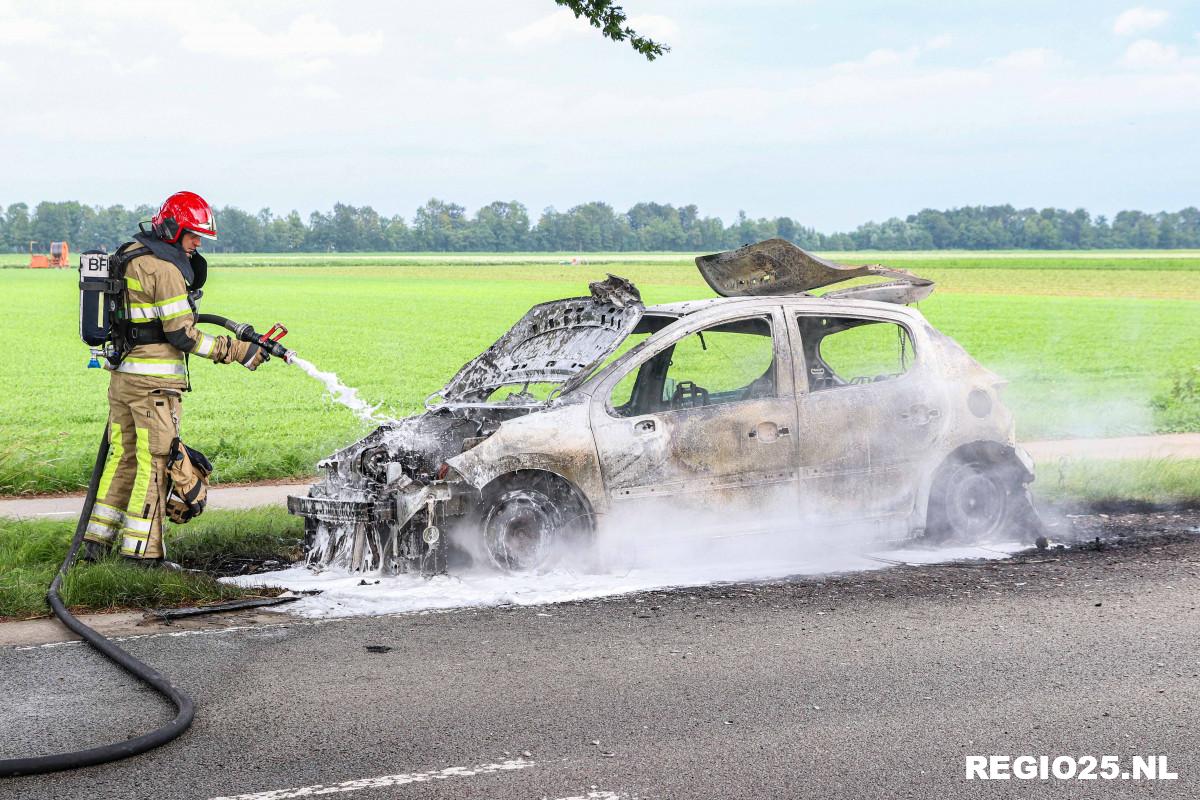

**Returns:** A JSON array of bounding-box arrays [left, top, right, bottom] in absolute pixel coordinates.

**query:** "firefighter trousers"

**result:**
[[83, 372, 183, 559]]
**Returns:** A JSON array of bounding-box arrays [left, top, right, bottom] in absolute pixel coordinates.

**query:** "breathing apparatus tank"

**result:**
[[78, 249, 113, 348], [77, 243, 165, 368]]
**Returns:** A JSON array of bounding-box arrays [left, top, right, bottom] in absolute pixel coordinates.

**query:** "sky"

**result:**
[[1, 0, 1197, 230]]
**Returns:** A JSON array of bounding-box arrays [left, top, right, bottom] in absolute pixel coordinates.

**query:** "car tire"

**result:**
[[924, 451, 1024, 544], [481, 472, 591, 572]]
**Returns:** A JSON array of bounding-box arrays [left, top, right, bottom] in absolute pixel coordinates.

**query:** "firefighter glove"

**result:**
[[239, 341, 268, 371]]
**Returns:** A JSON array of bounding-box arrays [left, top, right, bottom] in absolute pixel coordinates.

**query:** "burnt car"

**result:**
[[289, 239, 1041, 574]]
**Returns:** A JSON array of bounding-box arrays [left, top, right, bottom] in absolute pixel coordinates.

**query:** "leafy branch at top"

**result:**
[[553, 0, 670, 60]]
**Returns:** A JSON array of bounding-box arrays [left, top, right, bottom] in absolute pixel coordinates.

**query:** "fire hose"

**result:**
[[0, 317, 293, 778], [197, 314, 296, 364]]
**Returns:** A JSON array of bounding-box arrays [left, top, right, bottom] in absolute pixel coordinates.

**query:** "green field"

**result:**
[[2, 251, 1198, 495]]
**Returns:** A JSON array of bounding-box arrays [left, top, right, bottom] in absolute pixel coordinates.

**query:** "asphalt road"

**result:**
[[2, 510, 1198, 800]]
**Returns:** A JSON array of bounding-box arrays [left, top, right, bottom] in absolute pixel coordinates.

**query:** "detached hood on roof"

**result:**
[[695, 238, 934, 304], [433, 275, 644, 405]]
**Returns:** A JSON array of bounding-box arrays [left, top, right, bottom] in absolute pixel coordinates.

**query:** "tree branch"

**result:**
[[553, 0, 670, 60]]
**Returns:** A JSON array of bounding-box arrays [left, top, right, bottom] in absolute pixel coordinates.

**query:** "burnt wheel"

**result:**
[[481, 472, 590, 572], [925, 452, 1023, 544]]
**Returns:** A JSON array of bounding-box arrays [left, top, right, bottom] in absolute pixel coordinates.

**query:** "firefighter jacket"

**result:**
[[111, 234, 255, 388]]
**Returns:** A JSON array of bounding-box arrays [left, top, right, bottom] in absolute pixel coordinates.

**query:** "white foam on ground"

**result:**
[[227, 540, 1028, 619]]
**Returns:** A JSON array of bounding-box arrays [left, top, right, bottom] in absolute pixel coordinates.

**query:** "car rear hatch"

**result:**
[[695, 238, 934, 303]]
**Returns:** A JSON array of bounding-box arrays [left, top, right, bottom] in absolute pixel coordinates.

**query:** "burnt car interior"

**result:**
[[610, 315, 776, 417], [797, 315, 915, 391]]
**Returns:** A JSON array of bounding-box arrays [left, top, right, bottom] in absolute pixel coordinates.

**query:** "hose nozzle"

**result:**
[[239, 322, 295, 363], [195, 314, 297, 363]]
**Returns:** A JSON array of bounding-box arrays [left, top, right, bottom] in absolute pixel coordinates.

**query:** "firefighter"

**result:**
[[82, 191, 267, 566]]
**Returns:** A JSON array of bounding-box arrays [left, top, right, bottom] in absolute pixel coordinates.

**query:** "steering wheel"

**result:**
[[671, 380, 709, 408]]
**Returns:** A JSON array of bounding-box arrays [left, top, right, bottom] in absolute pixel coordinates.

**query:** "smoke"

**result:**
[[231, 489, 1029, 619], [289, 356, 395, 425]]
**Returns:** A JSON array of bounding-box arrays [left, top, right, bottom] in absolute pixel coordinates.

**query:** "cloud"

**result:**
[[0, 14, 56, 45], [627, 14, 680, 43], [1120, 38, 1180, 67], [1113, 7, 1169, 36], [506, 9, 680, 49], [833, 46, 918, 71], [925, 33, 954, 51], [505, 9, 592, 47], [990, 48, 1065, 71], [177, 11, 382, 76], [832, 35, 950, 72]]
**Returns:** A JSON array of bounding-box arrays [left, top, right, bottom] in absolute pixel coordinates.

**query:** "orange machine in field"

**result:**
[[29, 241, 70, 268]]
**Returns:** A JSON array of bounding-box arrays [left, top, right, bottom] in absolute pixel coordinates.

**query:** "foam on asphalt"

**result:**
[[226, 539, 1027, 618]]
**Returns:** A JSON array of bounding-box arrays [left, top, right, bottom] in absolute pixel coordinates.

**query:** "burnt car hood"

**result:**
[[432, 275, 644, 405], [696, 238, 934, 303]]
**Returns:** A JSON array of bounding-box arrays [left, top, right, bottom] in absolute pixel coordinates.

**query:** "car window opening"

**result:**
[[611, 315, 775, 417], [798, 315, 915, 392]]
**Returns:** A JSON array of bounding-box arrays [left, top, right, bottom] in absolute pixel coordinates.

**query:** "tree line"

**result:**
[[4, 199, 1199, 253]]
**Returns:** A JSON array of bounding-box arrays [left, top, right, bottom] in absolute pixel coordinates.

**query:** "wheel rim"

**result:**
[[945, 467, 1007, 540], [483, 490, 561, 571]]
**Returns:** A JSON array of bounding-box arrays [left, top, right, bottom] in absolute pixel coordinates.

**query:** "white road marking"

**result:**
[[208, 758, 534, 800], [11, 600, 486, 651], [13, 618, 339, 651], [551, 793, 625, 799]]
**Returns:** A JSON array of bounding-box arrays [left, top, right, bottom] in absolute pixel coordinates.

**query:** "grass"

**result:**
[[1033, 458, 1200, 508], [1151, 367, 1200, 433], [0, 507, 302, 620], [0, 253, 1197, 494]]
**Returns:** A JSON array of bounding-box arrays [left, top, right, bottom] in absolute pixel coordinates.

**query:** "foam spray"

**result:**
[[288, 356, 395, 426]]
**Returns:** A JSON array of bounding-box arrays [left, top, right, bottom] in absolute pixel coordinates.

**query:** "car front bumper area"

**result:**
[[286, 495, 394, 526], [287, 482, 456, 574]]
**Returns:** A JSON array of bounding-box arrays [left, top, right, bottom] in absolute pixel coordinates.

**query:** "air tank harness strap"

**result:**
[[126, 321, 169, 346]]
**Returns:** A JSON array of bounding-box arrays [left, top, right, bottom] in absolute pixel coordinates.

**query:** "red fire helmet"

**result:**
[[152, 191, 218, 243]]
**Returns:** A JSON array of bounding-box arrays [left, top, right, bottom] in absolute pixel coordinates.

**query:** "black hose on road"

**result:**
[[0, 427, 196, 778]]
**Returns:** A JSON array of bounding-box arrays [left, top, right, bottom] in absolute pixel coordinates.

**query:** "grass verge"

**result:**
[[0, 507, 302, 621], [1033, 458, 1200, 508]]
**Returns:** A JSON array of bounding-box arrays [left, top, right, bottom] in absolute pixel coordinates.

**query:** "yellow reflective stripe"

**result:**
[[119, 533, 149, 557], [157, 297, 191, 318], [91, 502, 124, 523], [195, 334, 215, 356], [86, 520, 119, 541], [124, 276, 144, 292], [97, 423, 123, 498], [123, 514, 153, 534], [115, 358, 187, 378], [128, 428, 153, 518], [119, 514, 154, 558], [130, 294, 186, 309], [129, 295, 189, 321]]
